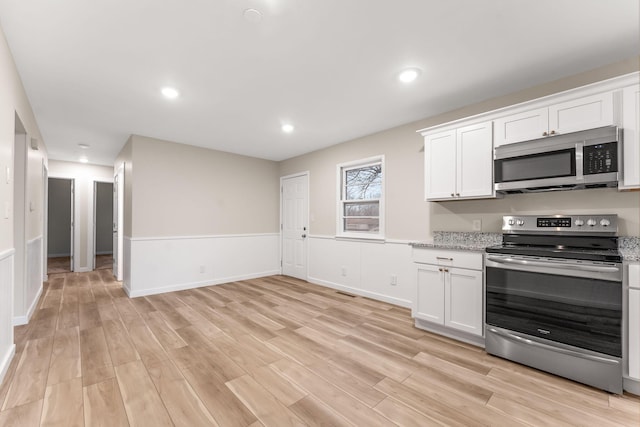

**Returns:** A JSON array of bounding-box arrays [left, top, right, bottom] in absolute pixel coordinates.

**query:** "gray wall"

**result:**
[[95, 182, 113, 254], [123, 135, 280, 238], [47, 178, 71, 257]]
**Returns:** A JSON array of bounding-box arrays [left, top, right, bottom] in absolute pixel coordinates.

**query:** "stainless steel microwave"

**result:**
[[494, 126, 621, 193]]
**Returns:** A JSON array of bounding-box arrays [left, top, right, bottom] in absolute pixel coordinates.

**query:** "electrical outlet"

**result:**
[[472, 219, 482, 231], [341, 266, 347, 277], [390, 274, 397, 286]]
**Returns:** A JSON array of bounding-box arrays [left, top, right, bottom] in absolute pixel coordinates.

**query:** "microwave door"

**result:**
[[494, 148, 576, 185]]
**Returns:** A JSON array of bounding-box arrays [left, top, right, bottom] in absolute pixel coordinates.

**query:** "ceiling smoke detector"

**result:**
[[243, 8, 262, 23]]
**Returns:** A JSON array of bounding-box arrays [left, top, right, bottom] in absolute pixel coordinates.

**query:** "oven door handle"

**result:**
[[487, 328, 620, 365], [485, 256, 619, 273]]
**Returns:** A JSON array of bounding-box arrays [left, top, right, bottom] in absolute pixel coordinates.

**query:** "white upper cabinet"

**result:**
[[620, 84, 640, 190], [457, 122, 494, 199], [424, 121, 494, 201], [493, 107, 548, 147], [494, 92, 614, 147], [424, 130, 456, 200]]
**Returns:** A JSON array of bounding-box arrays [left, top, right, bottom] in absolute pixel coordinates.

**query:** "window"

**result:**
[[337, 156, 384, 238]]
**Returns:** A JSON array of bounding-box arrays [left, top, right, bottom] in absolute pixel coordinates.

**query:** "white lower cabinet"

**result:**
[[413, 249, 483, 337], [629, 263, 640, 380]]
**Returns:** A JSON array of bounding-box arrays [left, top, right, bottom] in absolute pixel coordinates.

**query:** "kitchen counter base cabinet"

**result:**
[[627, 263, 640, 395], [413, 249, 484, 346]]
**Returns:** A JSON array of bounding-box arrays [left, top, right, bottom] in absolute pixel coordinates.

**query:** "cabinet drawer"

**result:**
[[412, 248, 482, 270]]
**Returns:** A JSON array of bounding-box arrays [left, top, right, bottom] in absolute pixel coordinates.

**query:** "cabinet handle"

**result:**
[[444, 268, 449, 273], [455, 193, 460, 197], [436, 257, 453, 261], [550, 130, 556, 135], [542, 131, 548, 136], [450, 193, 455, 197], [438, 268, 443, 272]]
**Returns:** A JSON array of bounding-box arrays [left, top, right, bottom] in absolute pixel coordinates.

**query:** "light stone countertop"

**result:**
[[410, 232, 502, 252], [412, 232, 640, 261], [620, 237, 640, 262]]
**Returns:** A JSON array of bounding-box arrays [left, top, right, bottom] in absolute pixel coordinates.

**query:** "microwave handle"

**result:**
[[575, 142, 583, 180]]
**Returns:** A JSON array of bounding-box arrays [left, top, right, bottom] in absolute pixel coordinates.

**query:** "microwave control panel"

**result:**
[[584, 142, 617, 174]]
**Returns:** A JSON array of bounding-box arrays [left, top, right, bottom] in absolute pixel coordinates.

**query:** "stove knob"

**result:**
[[516, 219, 525, 226], [508, 219, 515, 226], [600, 219, 611, 227], [587, 219, 597, 227], [574, 219, 584, 226]]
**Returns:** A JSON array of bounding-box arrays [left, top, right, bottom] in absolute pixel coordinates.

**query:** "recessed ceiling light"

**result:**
[[161, 87, 179, 99], [78, 143, 90, 149], [243, 8, 262, 23], [398, 68, 421, 83], [281, 124, 294, 133], [79, 156, 89, 164]]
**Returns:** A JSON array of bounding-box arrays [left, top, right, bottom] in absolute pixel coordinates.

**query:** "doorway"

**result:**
[[280, 172, 309, 280], [93, 181, 113, 270], [47, 178, 74, 274]]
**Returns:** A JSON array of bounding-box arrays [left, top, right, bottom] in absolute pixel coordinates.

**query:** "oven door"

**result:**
[[485, 254, 622, 357]]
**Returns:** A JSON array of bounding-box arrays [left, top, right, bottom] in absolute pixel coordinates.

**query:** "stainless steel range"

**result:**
[[485, 214, 623, 393]]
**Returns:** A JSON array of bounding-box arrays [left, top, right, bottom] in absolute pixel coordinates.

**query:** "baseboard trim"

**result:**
[[13, 283, 43, 326], [0, 344, 16, 386], [307, 276, 411, 308], [624, 376, 640, 396], [414, 318, 485, 348], [126, 270, 281, 298]]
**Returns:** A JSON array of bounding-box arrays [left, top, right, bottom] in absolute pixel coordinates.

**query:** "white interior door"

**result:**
[[281, 173, 308, 280], [69, 179, 75, 272], [42, 162, 48, 280], [113, 164, 124, 280]]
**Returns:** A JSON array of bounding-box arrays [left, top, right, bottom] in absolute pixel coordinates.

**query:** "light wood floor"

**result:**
[[47, 257, 71, 274], [0, 271, 638, 426]]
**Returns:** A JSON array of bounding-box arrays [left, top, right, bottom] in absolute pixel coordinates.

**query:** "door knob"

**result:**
[[301, 234, 307, 238]]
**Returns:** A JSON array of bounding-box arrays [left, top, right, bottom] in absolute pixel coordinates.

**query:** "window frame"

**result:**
[[336, 155, 385, 240]]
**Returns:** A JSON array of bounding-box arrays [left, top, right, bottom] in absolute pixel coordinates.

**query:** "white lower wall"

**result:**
[[0, 249, 16, 386], [13, 237, 43, 326], [307, 236, 414, 308], [125, 233, 280, 297]]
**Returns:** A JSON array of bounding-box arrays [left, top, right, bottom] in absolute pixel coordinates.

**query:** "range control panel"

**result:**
[[503, 214, 618, 234]]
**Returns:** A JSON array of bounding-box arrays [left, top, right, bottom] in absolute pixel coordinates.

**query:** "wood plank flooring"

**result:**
[[0, 270, 638, 426]]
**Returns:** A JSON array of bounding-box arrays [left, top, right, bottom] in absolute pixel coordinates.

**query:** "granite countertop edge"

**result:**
[[411, 233, 640, 262]]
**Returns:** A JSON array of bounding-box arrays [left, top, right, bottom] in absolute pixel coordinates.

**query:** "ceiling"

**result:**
[[0, 0, 638, 166]]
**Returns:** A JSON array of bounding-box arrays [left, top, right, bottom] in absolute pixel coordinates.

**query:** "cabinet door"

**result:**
[[493, 107, 548, 147], [457, 121, 494, 198], [629, 264, 640, 380], [621, 85, 640, 190], [548, 92, 614, 136], [445, 267, 483, 336], [425, 130, 456, 200], [415, 264, 444, 325]]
